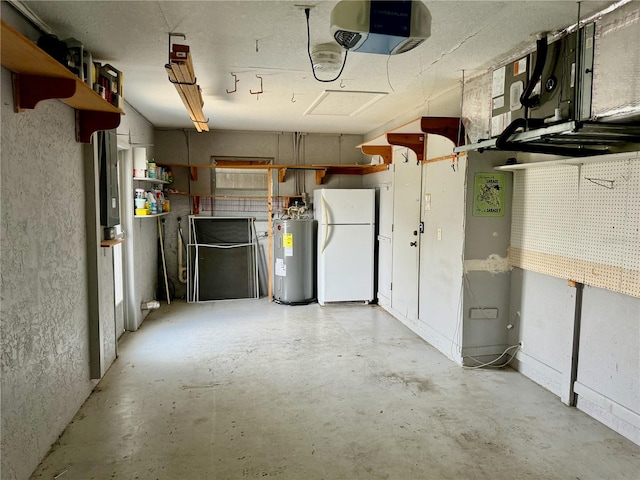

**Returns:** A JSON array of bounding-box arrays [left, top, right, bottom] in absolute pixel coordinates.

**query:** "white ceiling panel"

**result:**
[[304, 90, 387, 116], [17, 0, 616, 134]]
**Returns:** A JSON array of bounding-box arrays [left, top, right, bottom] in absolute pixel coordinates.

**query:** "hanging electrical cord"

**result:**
[[463, 344, 521, 370], [305, 8, 348, 83], [386, 54, 395, 92]]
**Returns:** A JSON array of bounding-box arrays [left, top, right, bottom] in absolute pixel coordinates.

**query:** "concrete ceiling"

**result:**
[[22, 0, 614, 134]]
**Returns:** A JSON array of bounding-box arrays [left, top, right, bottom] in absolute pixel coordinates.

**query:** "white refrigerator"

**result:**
[[314, 188, 375, 305]]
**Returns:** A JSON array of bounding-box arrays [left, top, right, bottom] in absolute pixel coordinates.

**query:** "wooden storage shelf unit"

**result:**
[[0, 20, 123, 143], [100, 238, 125, 248], [158, 162, 387, 185]]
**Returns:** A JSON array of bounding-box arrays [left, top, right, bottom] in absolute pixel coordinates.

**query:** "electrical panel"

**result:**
[[490, 56, 529, 137], [98, 130, 120, 228]]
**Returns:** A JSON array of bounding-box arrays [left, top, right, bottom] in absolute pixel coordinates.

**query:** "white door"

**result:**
[[391, 147, 422, 321]]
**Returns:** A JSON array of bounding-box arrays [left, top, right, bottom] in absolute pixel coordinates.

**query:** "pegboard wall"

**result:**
[[510, 153, 640, 298]]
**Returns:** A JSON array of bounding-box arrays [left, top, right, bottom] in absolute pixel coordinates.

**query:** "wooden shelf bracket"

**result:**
[[12, 73, 76, 111], [386, 133, 425, 162], [315, 169, 327, 185], [360, 145, 393, 164], [76, 110, 121, 143], [278, 167, 287, 183], [420, 117, 465, 147]]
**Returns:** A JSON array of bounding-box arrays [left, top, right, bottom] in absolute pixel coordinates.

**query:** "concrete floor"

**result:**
[[31, 299, 639, 480]]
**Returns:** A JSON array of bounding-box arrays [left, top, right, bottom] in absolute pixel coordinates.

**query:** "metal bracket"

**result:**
[[250, 75, 263, 99], [226, 73, 239, 93], [168, 32, 186, 64], [166, 33, 197, 85]]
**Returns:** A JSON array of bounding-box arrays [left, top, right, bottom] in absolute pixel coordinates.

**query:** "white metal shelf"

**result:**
[[134, 212, 169, 219], [494, 151, 640, 171], [133, 176, 170, 184]]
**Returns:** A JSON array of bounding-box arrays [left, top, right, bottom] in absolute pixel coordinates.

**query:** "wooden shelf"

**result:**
[[357, 117, 464, 164], [134, 212, 169, 219], [1, 20, 123, 142], [166, 191, 304, 200], [100, 238, 125, 248], [133, 176, 170, 184], [158, 162, 387, 184]]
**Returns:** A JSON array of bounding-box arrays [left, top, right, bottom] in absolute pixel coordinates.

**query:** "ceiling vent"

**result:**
[[330, 0, 431, 55]]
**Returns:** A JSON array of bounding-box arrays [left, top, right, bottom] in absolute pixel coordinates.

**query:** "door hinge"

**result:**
[[390, 282, 393, 291], [391, 224, 394, 232]]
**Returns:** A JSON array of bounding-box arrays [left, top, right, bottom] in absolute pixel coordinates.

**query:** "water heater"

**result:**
[[273, 219, 317, 305]]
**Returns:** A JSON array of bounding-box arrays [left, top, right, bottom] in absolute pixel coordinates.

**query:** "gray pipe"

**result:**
[[141, 300, 160, 311]]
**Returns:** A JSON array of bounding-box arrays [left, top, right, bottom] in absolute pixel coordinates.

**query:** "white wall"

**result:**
[[576, 287, 640, 444], [0, 63, 93, 479], [153, 129, 366, 299], [508, 269, 576, 397]]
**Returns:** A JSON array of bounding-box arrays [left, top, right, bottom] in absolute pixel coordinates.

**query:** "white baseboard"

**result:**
[[379, 304, 462, 364], [511, 350, 563, 398], [377, 293, 391, 310], [574, 382, 640, 446]]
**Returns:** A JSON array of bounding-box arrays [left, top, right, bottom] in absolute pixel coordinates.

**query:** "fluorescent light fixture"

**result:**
[[165, 43, 209, 132]]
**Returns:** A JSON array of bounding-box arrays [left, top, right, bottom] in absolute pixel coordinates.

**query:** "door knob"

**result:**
[[410, 241, 417, 247]]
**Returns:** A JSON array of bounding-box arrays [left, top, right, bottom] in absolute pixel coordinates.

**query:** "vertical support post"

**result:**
[[84, 135, 104, 379], [158, 216, 171, 305], [267, 168, 273, 301], [569, 281, 584, 407]]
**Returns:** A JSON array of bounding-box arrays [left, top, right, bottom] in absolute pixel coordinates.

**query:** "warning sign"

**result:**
[[283, 233, 293, 257]]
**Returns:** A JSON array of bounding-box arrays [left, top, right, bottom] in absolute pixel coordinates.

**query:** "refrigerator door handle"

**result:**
[[321, 195, 329, 253]]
